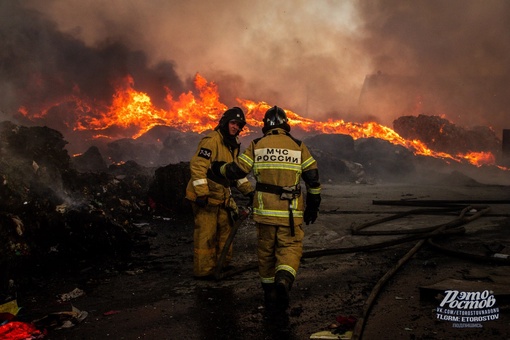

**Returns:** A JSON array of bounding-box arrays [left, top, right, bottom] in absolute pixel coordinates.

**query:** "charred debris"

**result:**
[[0, 116, 504, 290], [0, 121, 189, 291]]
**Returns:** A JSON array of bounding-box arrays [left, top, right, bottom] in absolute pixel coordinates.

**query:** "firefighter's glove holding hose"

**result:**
[[211, 161, 226, 178], [195, 196, 208, 208], [304, 192, 321, 225]]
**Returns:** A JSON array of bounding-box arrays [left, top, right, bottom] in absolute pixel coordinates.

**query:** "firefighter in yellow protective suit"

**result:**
[[212, 106, 321, 309], [185, 107, 254, 279]]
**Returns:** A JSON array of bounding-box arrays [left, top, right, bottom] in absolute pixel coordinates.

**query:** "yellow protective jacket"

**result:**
[[185, 130, 253, 206], [223, 128, 321, 226]]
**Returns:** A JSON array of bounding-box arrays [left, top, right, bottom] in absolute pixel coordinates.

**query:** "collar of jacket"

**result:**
[[217, 129, 240, 150], [264, 128, 289, 136]]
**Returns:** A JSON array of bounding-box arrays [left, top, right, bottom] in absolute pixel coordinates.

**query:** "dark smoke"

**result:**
[[1, 0, 510, 150], [0, 1, 185, 146], [357, 0, 510, 133]]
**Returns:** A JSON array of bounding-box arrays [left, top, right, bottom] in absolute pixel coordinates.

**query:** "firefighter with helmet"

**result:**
[[185, 107, 255, 279], [212, 105, 321, 309]]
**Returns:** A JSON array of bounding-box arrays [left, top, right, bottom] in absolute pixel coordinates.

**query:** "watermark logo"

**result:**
[[436, 289, 499, 328]]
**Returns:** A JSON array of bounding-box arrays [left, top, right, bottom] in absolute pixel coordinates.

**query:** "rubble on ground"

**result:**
[[0, 121, 154, 291]]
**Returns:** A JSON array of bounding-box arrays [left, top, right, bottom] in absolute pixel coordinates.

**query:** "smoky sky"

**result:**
[[358, 0, 510, 133], [2, 0, 510, 138]]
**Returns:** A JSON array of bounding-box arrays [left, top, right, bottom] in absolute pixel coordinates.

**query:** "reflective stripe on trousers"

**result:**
[[257, 222, 304, 283]]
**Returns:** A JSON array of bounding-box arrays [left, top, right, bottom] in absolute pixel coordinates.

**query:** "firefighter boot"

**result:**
[[275, 270, 294, 310], [262, 283, 277, 310]]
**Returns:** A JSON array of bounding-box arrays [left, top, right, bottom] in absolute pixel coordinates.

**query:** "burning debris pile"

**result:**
[[0, 121, 159, 290], [393, 114, 502, 158], [304, 133, 415, 183]]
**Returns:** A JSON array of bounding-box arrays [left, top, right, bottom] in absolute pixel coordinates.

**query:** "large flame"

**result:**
[[70, 74, 227, 138], [18, 73, 504, 168], [237, 99, 503, 168]]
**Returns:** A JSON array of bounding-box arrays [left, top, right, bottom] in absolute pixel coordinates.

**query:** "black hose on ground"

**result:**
[[304, 205, 490, 258], [351, 206, 462, 235], [218, 203, 504, 338], [217, 206, 482, 279], [427, 238, 510, 265], [372, 199, 510, 207], [302, 227, 465, 259], [217, 226, 467, 280], [351, 205, 491, 340]]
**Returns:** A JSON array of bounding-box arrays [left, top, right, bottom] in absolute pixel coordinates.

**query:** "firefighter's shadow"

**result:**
[[193, 285, 297, 339], [262, 308, 294, 339], [194, 286, 241, 338]]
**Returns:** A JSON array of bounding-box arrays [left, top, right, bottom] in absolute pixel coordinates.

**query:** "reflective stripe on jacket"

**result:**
[[236, 128, 320, 226], [185, 130, 253, 205]]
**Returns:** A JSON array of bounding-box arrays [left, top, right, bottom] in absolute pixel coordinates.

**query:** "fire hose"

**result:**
[[350, 205, 491, 340], [216, 204, 504, 280], [214, 206, 253, 281], [372, 199, 510, 207], [212, 200, 506, 337]]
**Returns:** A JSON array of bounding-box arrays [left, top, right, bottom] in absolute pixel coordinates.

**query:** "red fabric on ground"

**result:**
[[0, 321, 44, 339]]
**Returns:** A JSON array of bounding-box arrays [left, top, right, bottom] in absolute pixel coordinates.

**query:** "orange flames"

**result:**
[[238, 99, 502, 168], [18, 73, 504, 168], [70, 74, 227, 138]]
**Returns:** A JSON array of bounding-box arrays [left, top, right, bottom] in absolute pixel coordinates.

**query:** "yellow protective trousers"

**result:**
[[192, 203, 233, 277], [256, 222, 304, 284]]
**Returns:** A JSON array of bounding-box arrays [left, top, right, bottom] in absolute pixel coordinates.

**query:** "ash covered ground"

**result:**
[[16, 181, 510, 340], [1, 120, 510, 339]]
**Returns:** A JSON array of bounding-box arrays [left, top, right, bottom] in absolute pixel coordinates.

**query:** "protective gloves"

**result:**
[[195, 196, 208, 208], [304, 192, 321, 225], [211, 161, 226, 178], [304, 209, 318, 225]]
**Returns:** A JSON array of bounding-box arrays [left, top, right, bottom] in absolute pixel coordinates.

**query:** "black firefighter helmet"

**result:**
[[263, 106, 290, 133], [217, 107, 246, 134]]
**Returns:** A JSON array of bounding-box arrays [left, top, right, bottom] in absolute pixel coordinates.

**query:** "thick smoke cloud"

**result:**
[[357, 0, 510, 135], [17, 0, 368, 120], [0, 2, 184, 130], [2, 0, 510, 140]]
